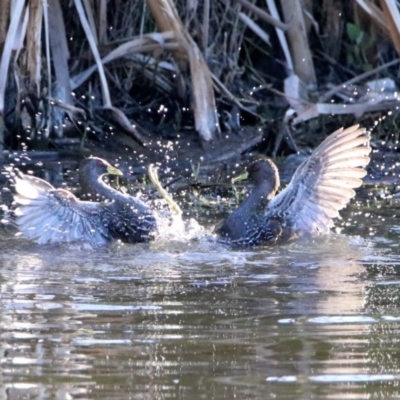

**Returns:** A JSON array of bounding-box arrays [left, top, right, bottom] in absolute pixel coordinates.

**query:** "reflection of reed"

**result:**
[[242, 237, 372, 399], [260, 239, 400, 399], [286, 236, 366, 314]]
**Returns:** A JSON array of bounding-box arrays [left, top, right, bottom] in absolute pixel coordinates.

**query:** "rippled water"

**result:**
[[1, 204, 400, 399]]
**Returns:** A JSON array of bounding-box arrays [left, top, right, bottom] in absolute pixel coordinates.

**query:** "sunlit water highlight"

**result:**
[[1, 206, 400, 399]]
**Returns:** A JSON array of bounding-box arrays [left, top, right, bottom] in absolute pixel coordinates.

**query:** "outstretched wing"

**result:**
[[266, 125, 371, 235], [12, 173, 111, 245]]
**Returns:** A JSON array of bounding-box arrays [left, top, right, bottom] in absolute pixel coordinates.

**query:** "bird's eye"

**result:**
[[249, 164, 260, 172], [97, 160, 103, 167]]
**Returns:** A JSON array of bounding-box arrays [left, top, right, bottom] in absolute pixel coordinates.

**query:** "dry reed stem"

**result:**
[[74, 0, 111, 107], [98, 0, 107, 45], [74, 0, 147, 144], [0, 0, 26, 152], [82, 0, 98, 45], [238, 0, 289, 30], [266, 0, 293, 71], [71, 32, 177, 90], [355, 0, 389, 37], [0, 0, 10, 50], [146, 0, 220, 142], [280, 0, 316, 86], [380, 0, 400, 56], [48, 0, 73, 106], [319, 58, 400, 103], [202, 0, 210, 52], [212, 74, 259, 116], [293, 100, 400, 125], [146, 0, 188, 69], [23, 0, 42, 97], [239, 12, 271, 47], [0, 0, 26, 114]]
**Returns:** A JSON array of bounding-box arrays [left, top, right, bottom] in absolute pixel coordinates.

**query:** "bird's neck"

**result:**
[[242, 180, 277, 213], [81, 174, 120, 202]]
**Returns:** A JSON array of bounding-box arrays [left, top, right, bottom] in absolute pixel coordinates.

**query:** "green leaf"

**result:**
[[362, 63, 373, 72], [346, 23, 362, 42]]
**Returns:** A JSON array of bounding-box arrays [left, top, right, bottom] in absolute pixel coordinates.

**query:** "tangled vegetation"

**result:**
[[0, 0, 400, 160]]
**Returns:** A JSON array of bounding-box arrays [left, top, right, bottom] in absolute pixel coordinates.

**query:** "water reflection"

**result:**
[[1, 212, 400, 399]]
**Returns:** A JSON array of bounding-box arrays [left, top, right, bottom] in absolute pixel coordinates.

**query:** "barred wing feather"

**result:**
[[13, 174, 110, 245], [265, 125, 371, 235]]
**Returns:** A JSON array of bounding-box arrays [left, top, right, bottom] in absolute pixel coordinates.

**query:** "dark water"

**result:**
[[1, 204, 400, 399]]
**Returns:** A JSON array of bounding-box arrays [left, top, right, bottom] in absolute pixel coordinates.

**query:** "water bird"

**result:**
[[4, 157, 158, 246], [217, 125, 371, 246]]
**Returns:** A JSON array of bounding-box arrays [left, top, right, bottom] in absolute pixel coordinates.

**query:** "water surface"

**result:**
[[1, 205, 400, 399]]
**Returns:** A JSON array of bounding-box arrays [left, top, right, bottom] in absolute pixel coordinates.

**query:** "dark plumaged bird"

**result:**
[[6, 157, 158, 246], [217, 125, 371, 246]]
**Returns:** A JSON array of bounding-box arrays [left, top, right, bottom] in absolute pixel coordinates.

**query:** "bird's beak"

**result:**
[[107, 165, 123, 176], [232, 171, 248, 183]]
